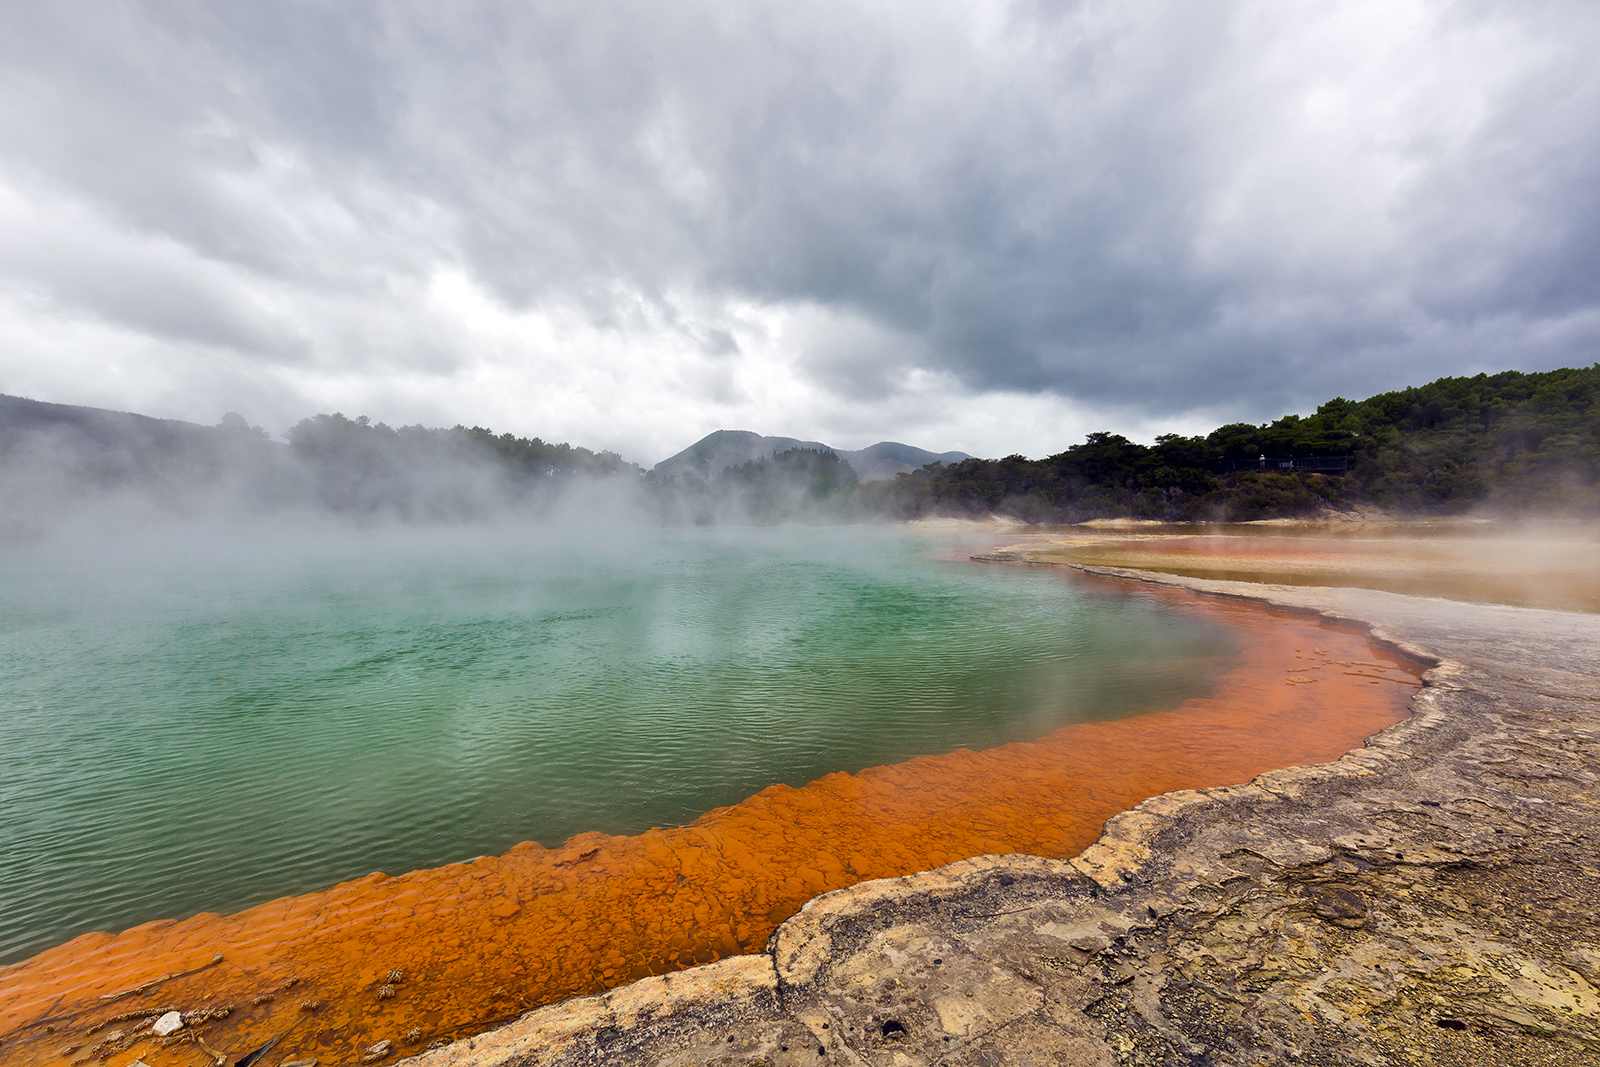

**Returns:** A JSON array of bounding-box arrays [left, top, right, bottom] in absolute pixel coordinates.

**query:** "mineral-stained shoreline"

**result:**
[[406, 559, 1600, 1067]]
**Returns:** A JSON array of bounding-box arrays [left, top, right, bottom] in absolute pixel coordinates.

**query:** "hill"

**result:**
[[842, 441, 973, 482], [653, 430, 969, 483], [0, 394, 228, 454], [10, 363, 1596, 530], [651, 430, 832, 480], [0, 395, 287, 525], [866, 363, 1600, 522], [0, 397, 637, 531]]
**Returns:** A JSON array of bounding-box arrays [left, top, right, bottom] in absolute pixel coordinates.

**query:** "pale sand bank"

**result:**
[[996, 522, 1600, 613]]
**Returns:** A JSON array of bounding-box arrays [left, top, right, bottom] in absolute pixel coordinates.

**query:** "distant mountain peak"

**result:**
[[654, 431, 968, 483]]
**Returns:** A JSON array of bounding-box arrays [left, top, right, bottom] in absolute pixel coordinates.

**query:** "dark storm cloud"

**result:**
[[2, 0, 1598, 430]]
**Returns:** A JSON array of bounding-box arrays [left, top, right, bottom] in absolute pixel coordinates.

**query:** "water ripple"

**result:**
[[0, 527, 1234, 963]]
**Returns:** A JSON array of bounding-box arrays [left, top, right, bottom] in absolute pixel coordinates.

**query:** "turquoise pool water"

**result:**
[[0, 523, 1234, 963]]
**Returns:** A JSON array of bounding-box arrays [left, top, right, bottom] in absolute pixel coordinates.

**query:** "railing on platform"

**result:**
[[1217, 455, 1350, 473]]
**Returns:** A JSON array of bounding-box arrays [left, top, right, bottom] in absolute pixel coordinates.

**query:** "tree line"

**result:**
[[852, 363, 1600, 522], [296, 363, 1599, 523], [6, 363, 1596, 530]]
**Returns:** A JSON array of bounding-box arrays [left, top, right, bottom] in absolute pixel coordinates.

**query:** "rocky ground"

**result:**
[[404, 561, 1600, 1067]]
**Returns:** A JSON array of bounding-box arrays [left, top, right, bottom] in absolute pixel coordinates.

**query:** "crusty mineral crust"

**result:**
[[405, 562, 1600, 1067]]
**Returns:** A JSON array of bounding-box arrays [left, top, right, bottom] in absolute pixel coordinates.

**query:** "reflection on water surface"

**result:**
[[0, 536, 1422, 1067], [0, 525, 1231, 964]]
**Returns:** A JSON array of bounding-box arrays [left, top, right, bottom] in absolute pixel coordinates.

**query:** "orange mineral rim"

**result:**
[[0, 572, 1421, 1067]]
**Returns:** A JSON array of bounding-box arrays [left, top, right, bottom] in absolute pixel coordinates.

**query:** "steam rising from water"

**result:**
[[0, 522, 1236, 963], [0, 403, 880, 538]]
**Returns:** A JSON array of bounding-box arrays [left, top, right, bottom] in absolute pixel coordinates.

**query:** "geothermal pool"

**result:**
[[0, 524, 1426, 1067], [0, 524, 1236, 965]]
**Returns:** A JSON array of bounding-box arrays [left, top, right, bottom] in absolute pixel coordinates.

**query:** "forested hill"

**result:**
[[861, 364, 1600, 522], [6, 364, 1597, 529], [0, 398, 639, 529]]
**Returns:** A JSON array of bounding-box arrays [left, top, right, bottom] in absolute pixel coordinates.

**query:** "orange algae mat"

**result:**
[[0, 576, 1421, 1067]]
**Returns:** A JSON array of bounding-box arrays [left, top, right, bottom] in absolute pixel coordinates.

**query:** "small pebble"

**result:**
[[152, 1012, 184, 1037]]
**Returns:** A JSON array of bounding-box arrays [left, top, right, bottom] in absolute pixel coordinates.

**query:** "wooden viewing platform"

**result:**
[[1217, 455, 1350, 473]]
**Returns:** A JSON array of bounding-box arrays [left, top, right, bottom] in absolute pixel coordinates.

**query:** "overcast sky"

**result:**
[[1, 1, 1596, 464]]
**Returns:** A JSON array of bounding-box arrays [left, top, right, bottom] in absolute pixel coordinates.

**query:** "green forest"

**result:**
[[852, 363, 1600, 522], [135, 363, 1600, 522], [6, 364, 1596, 526], [284, 412, 635, 516]]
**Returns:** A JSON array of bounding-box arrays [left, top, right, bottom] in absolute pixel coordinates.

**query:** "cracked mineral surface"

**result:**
[[403, 561, 1600, 1067]]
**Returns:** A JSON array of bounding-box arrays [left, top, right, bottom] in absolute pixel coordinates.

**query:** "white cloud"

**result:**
[[1, 0, 1597, 459]]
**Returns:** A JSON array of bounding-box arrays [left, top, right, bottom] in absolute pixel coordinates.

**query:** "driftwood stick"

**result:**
[[97, 954, 224, 1002], [192, 1031, 229, 1066]]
